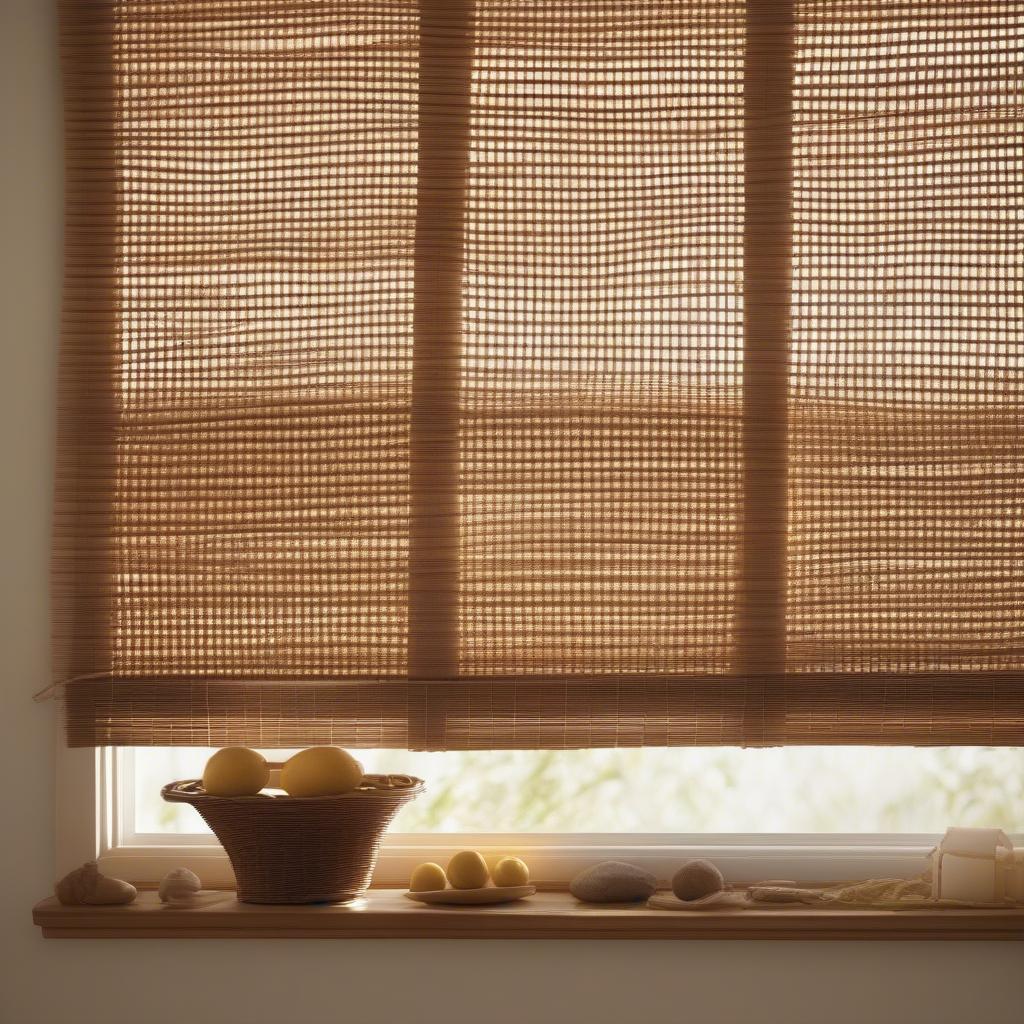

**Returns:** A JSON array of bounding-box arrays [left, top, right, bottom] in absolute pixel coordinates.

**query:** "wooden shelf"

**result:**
[[33, 890, 1024, 940]]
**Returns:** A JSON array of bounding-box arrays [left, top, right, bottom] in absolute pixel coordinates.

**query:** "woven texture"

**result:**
[[162, 774, 423, 903], [56, 0, 1024, 748]]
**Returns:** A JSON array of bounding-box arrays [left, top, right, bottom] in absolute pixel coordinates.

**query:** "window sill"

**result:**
[[32, 890, 1024, 940]]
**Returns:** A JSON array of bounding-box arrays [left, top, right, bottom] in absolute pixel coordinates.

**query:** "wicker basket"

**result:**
[[162, 768, 424, 904]]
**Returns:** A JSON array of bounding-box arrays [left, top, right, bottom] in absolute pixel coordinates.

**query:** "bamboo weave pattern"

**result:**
[[56, 1, 1024, 747]]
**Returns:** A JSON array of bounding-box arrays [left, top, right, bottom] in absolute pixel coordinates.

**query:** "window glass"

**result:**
[[134, 746, 1024, 835]]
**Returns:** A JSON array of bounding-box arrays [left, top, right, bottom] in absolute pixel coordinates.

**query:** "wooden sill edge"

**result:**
[[33, 890, 1024, 940]]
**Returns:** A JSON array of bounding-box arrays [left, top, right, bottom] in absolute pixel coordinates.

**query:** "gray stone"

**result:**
[[569, 860, 657, 903], [671, 859, 724, 902]]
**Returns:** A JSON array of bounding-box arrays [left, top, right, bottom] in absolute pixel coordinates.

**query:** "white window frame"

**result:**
[[59, 739, 1010, 891]]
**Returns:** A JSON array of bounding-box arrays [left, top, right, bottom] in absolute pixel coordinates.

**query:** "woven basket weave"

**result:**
[[162, 769, 424, 904]]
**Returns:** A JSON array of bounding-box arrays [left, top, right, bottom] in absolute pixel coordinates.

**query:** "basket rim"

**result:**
[[162, 772, 425, 805]]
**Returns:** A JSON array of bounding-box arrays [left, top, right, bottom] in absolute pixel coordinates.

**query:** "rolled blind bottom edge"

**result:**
[[62, 672, 1024, 748]]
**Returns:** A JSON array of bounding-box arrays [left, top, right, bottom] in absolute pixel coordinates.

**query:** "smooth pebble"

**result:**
[[569, 860, 657, 903], [671, 859, 725, 902]]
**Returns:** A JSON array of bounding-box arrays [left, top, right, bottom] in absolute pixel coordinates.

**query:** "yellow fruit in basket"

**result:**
[[280, 746, 364, 797], [447, 850, 490, 890], [202, 747, 270, 797], [409, 862, 448, 893], [492, 856, 530, 887]]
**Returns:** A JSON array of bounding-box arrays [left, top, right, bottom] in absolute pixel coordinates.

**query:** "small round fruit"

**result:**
[[409, 862, 447, 893], [202, 747, 270, 797], [280, 746, 364, 797], [492, 857, 529, 887], [447, 850, 489, 890], [671, 859, 724, 902]]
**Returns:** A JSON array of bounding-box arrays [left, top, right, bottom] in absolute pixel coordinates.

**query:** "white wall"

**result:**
[[1, 3, 1020, 1022]]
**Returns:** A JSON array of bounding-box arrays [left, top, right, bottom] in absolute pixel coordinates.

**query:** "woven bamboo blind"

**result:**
[[56, 0, 1024, 748]]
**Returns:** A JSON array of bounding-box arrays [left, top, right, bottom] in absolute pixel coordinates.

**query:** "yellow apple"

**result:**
[[447, 850, 489, 889], [202, 747, 269, 797], [492, 856, 529, 887], [280, 746, 364, 797], [409, 862, 448, 892]]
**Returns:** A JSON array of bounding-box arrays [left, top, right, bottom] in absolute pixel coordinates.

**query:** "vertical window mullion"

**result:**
[[739, 0, 794, 733], [408, 0, 474, 742]]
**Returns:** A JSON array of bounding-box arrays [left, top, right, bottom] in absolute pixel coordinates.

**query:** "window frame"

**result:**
[[59, 739, 1016, 891]]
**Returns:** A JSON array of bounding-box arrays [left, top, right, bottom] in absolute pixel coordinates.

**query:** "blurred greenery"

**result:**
[[136, 745, 1024, 835]]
